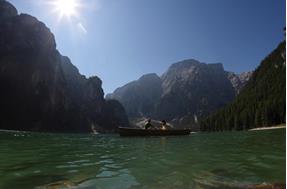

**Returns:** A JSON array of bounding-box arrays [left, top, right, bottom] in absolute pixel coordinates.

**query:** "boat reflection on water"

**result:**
[[118, 127, 191, 137]]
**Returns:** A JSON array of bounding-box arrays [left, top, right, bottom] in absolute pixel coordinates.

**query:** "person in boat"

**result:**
[[144, 119, 153, 129], [161, 120, 167, 130]]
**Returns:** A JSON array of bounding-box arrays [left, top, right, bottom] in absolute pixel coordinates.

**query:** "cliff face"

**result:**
[[108, 59, 243, 129], [0, 0, 129, 133]]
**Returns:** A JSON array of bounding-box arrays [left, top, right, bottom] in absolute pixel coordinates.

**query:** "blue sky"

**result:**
[[9, 0, 286, 94]]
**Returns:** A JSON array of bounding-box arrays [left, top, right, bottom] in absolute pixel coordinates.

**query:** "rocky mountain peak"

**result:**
[[168, 59, 201, 70], [139, 73, 160, 82], [168, 59, 224, 72], [163, 60, 224, 79], [161, 60, 226, 96]]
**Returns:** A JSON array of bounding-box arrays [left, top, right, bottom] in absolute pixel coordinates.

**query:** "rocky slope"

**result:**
[[107, 59, 251, 129], [0, 0, 129, 133], [227, 71, 253, 94]]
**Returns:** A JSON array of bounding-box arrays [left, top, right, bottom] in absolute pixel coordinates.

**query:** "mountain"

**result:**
[[0, 0, 129, 133], [200, 41, 286, 131], [156, 60, 236, 123], [106, 73, 162, 118], [107, 59, 251, 129]]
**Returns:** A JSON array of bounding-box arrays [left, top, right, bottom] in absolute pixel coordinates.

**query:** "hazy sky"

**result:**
[[9, 0, 286, 94]]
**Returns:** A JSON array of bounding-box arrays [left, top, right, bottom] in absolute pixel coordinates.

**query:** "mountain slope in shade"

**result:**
[[0, 0, 129, 133], [106, 73, 162, 118], [200, 41, 286, 131]]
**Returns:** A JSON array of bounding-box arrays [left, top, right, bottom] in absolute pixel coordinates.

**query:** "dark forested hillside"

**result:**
[[200, 41, 286, 131]]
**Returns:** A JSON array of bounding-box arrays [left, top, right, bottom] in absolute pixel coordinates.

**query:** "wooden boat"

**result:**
[[118, 127, 191, 137]]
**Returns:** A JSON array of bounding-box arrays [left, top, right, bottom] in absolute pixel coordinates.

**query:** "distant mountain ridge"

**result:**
[[0, 0, 129, 133], [107, 59, 251, 129]]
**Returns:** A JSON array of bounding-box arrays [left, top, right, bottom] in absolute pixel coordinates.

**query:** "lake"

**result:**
[[0, 129, 285, 189]]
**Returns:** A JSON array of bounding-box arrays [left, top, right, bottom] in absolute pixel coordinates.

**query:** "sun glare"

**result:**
[[52, 0, 80, 19], [47, 0, 88, 34]]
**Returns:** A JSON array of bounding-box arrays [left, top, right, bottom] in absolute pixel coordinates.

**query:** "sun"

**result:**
[[47, 0, 88, 34], [50, 0, 80, 19]]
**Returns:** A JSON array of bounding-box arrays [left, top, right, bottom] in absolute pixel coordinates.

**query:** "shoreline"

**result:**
[[249, 125, 286, 131]]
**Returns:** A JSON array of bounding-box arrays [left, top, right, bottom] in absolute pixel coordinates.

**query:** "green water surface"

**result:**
[[0, 129, 285, 189]]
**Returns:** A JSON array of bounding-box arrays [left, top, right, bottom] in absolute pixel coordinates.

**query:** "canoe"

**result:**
[[118, 127, 191, 137]]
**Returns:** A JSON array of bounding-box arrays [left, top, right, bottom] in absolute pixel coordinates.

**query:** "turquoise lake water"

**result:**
[[0, 129, 285, 189]]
